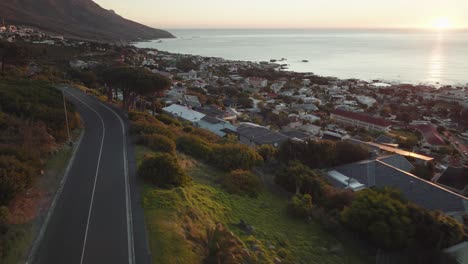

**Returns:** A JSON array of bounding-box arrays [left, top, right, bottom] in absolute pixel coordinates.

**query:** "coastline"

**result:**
[[134, 41, 468, 89], [134, 28, 468, 88]]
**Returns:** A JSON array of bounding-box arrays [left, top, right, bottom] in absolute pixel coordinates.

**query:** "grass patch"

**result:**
[[137, 146, 372, 264]]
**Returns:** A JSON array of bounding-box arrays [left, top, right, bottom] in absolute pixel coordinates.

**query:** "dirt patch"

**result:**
[[6, 187, 50, 225]]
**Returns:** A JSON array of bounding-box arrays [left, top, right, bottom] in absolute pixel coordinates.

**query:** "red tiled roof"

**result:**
[[332, 109, 392, 127], [412, 124, 446, 146]]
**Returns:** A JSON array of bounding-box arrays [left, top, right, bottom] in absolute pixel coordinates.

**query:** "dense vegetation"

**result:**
[[278, 140, 370, 169], [274, 157, 466, 263], [0, 78, 79, 260]]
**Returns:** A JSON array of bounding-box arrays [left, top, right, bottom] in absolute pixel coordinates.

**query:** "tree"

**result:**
[[341, 189, 413, 250], [257, 144, 277, 163], [275, 161, 329, 201], [101, 66, 171, 110], [288, 194, 314, 218], [222, 170, 262, 197], [138, 153, 190, 188]]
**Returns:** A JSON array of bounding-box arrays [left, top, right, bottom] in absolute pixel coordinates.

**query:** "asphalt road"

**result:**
[[32, 87, 151, 264]]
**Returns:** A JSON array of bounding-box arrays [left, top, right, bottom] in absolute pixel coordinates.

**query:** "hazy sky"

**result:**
[[94, 0, 468, 29]]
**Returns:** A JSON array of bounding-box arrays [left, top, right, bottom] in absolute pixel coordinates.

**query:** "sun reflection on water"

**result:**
[[428, 32, 445, 84]]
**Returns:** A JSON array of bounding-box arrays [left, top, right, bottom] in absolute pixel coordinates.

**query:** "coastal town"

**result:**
[[3, 21, 468, 201], [2, 20, 468, 263]]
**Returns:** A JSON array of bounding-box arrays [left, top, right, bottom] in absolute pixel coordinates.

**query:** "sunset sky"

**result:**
[[94, 0, 468, 29]]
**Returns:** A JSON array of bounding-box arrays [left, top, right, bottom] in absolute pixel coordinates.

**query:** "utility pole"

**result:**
[[62, 87, 71, 143]]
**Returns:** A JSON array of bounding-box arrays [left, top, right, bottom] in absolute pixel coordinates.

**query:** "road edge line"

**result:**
[[26, 126, 86, 264]]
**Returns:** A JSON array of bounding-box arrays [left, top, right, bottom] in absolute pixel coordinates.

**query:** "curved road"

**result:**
[[32, 87, 150, 264]]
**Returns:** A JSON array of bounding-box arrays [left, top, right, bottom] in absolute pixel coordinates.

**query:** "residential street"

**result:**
[[33, 87, 150, 264]]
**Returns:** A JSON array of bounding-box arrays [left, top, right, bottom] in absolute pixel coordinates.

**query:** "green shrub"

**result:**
[[190, 127, 220, 142], [176, 135, 213, 160], [129, 120, 175, 139], [128, 110, 159, 123], [138, 153, 190, 188], [222, 170, 262, 197], [156, 114, 182, 126], [182, 126, 193, 133], [288, 194, 314, 218], [211, 144, 263, 171], [138, 134, 176, 154]]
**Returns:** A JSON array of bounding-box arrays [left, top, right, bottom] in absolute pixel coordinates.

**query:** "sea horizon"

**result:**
[[135, 28, 468, 87]]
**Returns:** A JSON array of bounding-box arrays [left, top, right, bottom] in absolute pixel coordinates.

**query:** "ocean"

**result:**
[[134, 29, 468, 86]]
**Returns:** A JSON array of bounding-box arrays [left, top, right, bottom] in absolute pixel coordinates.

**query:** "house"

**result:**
[[412, 124, 446, 150], [356, 96, 377, 107], [69, 60, 88, 70], [183, 95, 202, 108], [375, 134, 398, 147], [328, 156, 468, 213], [247, 77, 268, 88], [162, 104, 205, 124], [196, 116, 238, 137], [345, 138, 434, 165], [281, 130, 312, 141], [444, 241, 468, 264], [437, 167, 468, 195], [331, 109, 392, 132], [236, 123, 289, 147], [197, 105, 238, 122], [177, 70, 197, 80]]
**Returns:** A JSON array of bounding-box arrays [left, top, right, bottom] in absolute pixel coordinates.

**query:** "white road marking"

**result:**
[[62, 89, 106, 264], [97, 103, 135, 264]]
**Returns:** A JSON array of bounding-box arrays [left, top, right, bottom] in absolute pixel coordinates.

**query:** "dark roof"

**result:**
[[282, 130, 311, 140], [437, 167, 468, 191], [332, 109, 392, 127], [237, 126, 289, 146], [200, 115, 223, 125], [378, 155, 415, 173], [197, 105, 225, 118], [331, 159, 467, 213], [375, 135, 397, 144]]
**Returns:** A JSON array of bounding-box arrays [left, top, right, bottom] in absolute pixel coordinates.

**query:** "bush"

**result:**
[[257, 144, 277, 163], [156, 114, 182, 127], [288, 194, 314, 218], [176, 135, 213, 160], [211, 144, 263, 171], [129, 120, 175, 139], [138, 134, 176, 154], [0, 156, 35, 205], [189, 127, 220, 142], [222, 170, 262, 197], [138, 153, 190, 188]]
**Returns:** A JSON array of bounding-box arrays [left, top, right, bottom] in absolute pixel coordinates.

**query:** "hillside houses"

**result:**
[[327, 155, 468, 214], [331, 109, 392, 132]]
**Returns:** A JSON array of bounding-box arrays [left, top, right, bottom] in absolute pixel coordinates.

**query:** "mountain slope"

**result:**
[[0, 0, 174, 42]]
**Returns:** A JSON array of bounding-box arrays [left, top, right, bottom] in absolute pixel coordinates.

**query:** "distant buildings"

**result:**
[[331, 109, 392, 132], [246, 77, 268, 88], [236, 123, 289, 147]]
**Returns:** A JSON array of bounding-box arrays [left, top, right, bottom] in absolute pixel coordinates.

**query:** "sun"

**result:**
[[432, 17, 454, 30]]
